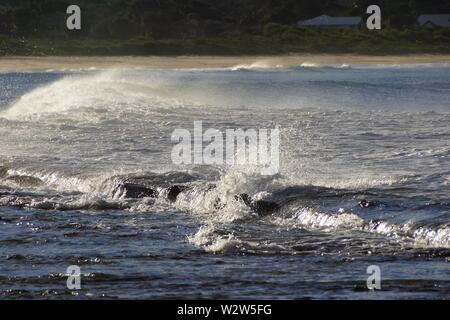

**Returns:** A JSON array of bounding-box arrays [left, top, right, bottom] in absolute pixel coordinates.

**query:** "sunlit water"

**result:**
[[0, 63, 449, 299]]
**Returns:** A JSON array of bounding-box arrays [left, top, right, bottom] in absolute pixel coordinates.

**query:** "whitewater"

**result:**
[[0, 63, 449, 299]]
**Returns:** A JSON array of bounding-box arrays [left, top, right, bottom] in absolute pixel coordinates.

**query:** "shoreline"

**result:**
[[1, 54, 450, 72]]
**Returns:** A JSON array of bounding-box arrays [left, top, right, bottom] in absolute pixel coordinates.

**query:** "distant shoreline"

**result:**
[[1, 54, 450, 72]]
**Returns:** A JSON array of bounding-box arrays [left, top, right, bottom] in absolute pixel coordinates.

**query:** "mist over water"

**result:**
[[0, 64, 449, 299]]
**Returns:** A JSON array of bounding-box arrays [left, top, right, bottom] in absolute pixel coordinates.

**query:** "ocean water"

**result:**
[[0, 63, 449, 299]]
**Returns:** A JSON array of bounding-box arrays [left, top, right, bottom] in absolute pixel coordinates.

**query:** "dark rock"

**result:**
[[251, 200, 280, 216], [359, 199, 373, 208], [234, 193, 252, 206], [115, 182, 157, 199], [166, 185, 189, 202]]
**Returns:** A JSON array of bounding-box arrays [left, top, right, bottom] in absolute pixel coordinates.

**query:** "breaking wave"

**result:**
[[0, 70, 187, 121], [1, 164, 448, 251], [0, 66, 449, 259], [230, 61, 284, 71]]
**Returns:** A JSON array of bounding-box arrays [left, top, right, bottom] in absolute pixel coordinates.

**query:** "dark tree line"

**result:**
[[1, 0, 449, 39]]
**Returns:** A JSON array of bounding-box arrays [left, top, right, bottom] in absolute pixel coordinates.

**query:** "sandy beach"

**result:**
[[1, 54, 450, 71]]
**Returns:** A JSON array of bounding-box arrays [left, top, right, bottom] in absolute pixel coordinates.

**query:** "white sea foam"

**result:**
[[230, 61, 284, 71], [273, 207, 450, 249], [174, 167, 281, 222], [187, 224, 287, 254], [0, 70, 187, 121], [298, 62, 351, 69], [0, 66, 448, 258], [299, 62, 319, 68]]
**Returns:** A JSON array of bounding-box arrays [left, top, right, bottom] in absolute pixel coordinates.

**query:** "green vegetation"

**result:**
[[0, 0, 449, 55], [2, 28, 450, 55]]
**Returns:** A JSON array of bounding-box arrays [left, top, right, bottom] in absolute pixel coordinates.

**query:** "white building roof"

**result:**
[[298, 14, 362, 27], [418, 14, 450, 27]]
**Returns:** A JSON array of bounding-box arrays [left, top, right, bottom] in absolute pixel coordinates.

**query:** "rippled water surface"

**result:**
[[0, 63, 449, 299]]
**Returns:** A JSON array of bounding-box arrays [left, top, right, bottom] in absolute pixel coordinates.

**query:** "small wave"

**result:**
[[2, 168, 96, 193], [359, 63, 450, 69], [299, 62, 319, 68], [187, 224, 287, 254], [298, 62, 351, 69], [296, 62, 450, 70], [274, 206, 450, 249], [230, 61, 284, 71], [39, 195, 125, 211], [1, 164, 448, 250], [0, 193, 127, 211]]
